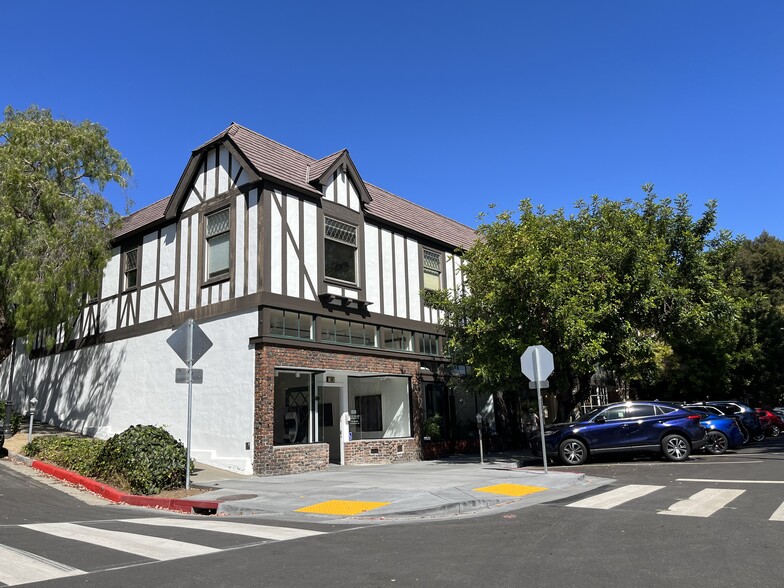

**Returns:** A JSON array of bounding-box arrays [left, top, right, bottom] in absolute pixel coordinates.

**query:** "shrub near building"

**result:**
[[24, 425, 190, 495]]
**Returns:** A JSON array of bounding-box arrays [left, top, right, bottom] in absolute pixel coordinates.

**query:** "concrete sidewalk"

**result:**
[[190, 454, 611, 523], [3, 424, 610, 521]]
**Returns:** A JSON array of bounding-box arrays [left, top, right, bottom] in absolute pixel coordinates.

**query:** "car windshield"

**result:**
[[575, 406, 605, 422]]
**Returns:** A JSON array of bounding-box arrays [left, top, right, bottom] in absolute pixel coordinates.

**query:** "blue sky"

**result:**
[[4, 1, 783, 239]]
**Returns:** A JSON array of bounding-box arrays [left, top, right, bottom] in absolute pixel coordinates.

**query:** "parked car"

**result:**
[[703, 401, 765, 442], [531, 401, 707, 466], [683, 405, 745, 453], [755, 409, 784, 437]]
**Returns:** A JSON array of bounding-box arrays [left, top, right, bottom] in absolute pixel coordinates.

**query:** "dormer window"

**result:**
[[324, 217, 357, 284], [206, 207, 230, 280]]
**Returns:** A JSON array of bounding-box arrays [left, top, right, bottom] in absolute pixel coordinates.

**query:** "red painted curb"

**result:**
[[31, 460, 218, 514]]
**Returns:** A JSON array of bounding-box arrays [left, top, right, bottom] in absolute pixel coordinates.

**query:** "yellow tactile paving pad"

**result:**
[[473, 483, 548, 497], [295, 500, 391, 516]]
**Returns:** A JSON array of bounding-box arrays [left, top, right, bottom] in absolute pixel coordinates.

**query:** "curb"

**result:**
[[5, 451, 218, 515]]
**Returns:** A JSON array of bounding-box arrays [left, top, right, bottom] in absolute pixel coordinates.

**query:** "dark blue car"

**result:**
[[531, 401, 707, 466]]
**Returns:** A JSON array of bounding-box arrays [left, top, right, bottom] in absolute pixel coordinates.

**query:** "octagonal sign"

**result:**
[[520, 345, 554, 381]]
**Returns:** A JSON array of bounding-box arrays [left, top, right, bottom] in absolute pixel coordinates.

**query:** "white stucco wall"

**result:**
[[1, 308, 258, 474]]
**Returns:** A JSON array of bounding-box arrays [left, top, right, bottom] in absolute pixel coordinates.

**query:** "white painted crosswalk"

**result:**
[[0, 544, 85, 587], [566, 484, 664, 510], [564, 483, 784, 522], [659, 488, 745, 518], [0, 517, 330, 586]]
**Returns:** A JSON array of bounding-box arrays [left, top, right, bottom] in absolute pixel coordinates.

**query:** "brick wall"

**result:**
[[253, 344, 423, 476], [344, 438, 420, 465], [262, 444, 330, 476]]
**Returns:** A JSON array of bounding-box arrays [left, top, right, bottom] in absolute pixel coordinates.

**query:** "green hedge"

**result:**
[[23, 436, 105, 476], [91, 425, 190, 495], [23, 425, 191, 496]]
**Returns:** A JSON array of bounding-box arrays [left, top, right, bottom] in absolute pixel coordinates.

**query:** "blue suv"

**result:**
[[531, 401, 707, 466]]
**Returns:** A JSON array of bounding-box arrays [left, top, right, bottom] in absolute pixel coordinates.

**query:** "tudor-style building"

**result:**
[[0, 124, 489, 476]]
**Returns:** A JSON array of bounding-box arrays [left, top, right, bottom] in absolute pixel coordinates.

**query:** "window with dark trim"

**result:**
[[269, 309, 313, 340], [205, 208, 231, 280], [123, 248, 138, 290], [324, 217, 357, 284], [423, 249, 442, 291], [381, 327, 412, 352], [418, 333, 440, 355]]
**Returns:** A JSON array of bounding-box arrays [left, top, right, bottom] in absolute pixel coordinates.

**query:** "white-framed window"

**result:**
[[123, 248, 138, 290], [324, 217, 357, 284], [206, 207, 230, 280], [423, 249, 442, 291]]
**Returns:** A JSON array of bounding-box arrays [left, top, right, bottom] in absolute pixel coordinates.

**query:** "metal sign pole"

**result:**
[[534, 348, 548, 474], [185, 318, 193, 490]]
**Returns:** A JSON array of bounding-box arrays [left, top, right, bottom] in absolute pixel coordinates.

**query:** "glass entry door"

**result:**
[[315, 384, 342, 462]]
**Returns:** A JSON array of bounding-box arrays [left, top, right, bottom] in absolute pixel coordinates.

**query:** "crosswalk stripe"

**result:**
[[659, 488, 745, 518], [769, 502, 784, 521], [566, 484, 664, 509], [0, 543, 86, 586], [119, 517, 325, 541], [20, 522, 220, 561]]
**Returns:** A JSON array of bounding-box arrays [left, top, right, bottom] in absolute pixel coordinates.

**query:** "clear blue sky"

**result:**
[[4, 1, 783, 239]]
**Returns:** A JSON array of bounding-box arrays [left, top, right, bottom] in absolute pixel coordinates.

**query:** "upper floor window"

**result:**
[[324, 217, 357, 284], [423, 249, 442, 291], [124, 248, 138, 290], [206, 208, 230, 280], [269, 309, 313, 340]]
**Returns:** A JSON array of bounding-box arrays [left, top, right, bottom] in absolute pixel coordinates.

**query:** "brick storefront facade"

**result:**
[[253, 343, 424, 476]]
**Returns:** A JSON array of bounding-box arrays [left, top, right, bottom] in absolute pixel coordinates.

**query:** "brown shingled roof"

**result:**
[[114, 195, 171, 239], [364, 183, 477, 251], [117, 125, 477, 250]]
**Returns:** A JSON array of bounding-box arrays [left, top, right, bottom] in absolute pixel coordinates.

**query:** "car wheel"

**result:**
[[752, 432, 765, 442], [559, 438, 588, 466], [662, 434, 691, 461], [770, 425, 781, 437], [705, 430, 728, 455], [738, 423, 750, 444]]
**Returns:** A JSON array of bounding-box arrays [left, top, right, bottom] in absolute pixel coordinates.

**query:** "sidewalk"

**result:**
[[189, 454, 611, 523], [2, 423, 611, 521]]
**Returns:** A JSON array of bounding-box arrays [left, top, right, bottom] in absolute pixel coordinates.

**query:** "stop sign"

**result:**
[[520, 345, 554, 381]]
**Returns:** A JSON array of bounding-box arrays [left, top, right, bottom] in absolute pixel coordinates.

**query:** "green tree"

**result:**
[[0, 106, 131, 357], [728, 233, 784, 405], [429, 187, 742, 419]]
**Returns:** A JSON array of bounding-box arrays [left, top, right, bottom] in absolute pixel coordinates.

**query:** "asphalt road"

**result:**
[[2, 438, 784, 587]]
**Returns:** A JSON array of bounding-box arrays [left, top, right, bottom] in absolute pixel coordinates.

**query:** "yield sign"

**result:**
[[167, 319, 213, 366], [520, 345, 554, 381]]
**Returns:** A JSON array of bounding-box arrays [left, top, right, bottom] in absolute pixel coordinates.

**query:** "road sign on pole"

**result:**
[[520, 344, 554, 474], [167, 318, 213, 489]]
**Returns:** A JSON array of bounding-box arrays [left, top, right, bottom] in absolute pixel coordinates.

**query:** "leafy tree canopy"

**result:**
[[429, 186, 743, 416], [0, 105, 131, 355]]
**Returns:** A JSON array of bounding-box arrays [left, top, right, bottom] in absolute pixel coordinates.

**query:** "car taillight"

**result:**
[[687, 414, 701, 420]]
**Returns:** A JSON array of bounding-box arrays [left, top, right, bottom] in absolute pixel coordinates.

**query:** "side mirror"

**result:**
[[594, 415, 606, 424]]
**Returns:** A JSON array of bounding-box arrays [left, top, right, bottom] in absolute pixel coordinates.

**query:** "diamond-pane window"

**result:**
[[124, 248, 138, 290], [423, 249, 441, 291], [206, 208, 230, 279], [325, 218, 356, 245]]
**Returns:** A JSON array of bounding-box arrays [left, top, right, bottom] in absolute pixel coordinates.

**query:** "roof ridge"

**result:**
[[364, 181, 476, 232], [231, 123, 323, 163]]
